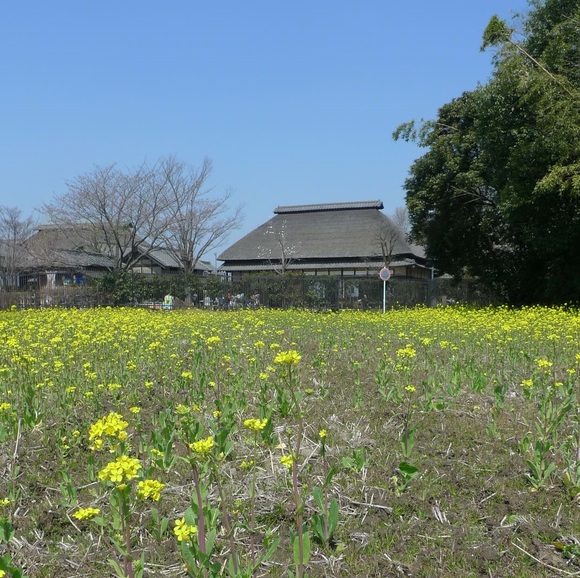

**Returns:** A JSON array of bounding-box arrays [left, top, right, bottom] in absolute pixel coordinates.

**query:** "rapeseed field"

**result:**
[[0, 306, 579, 577]]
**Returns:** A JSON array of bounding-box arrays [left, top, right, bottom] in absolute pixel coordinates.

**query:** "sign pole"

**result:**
[[383, 279, 386, 313], [379, 267, 391, 313]]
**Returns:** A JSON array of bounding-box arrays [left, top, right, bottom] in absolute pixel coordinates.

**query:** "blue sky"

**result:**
[[1, 0, 526, 259]]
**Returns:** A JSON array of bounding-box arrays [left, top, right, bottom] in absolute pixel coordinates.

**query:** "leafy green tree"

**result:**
[[395, 0, 580, 304]]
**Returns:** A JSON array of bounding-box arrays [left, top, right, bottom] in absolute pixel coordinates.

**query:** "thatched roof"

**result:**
[[219, 200, 423, 263], [22, 248, 115, 271], [24, 225, 215, 274]]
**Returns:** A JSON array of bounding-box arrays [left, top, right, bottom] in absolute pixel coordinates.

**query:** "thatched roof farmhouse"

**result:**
[[218, 200, 429, 279]]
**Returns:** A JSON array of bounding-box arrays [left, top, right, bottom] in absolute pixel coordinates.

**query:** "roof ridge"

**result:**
[[274, 200, 383, 214]]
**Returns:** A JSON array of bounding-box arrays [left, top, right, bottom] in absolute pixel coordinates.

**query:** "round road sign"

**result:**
[[379, 267, 391, 281]]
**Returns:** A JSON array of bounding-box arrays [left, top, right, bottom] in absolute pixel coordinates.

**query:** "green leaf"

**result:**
[[0, 518, 15, 543], [302, 531, 311, 565], [328, 498, 339, 538], [260, 535, 280, 565], [205, 528, 217, 557], [311, 487, 324, 510], [108, 558, 128, 578], [310, 515, 324, 542], [179, 541, 198, 574], [323, 465, 339, 488], [398, 461, 418, 476]]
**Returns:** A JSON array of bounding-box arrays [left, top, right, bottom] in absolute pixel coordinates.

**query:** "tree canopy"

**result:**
[[394, 0, 580, 304]]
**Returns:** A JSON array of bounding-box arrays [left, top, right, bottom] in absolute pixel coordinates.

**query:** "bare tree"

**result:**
[[43, 162, 172, 270], [0, 206, 35, 289], [43, 157, 240, 273], [391, 206, 410, 238], [159, 157, 243, 274], [258, 219, 298, 274], [374, 222, 401, 268]]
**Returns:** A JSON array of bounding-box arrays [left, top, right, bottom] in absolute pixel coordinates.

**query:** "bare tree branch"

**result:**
[[0, 206, 36, 289], [374, 222, 401, 268], [42, 157, 240, 273], [43, 162, 172, 270], [258, 219, 298, 274], [159, 157, 243, 274], [391, 206, 410, 238], [0, 206, 34, 288]]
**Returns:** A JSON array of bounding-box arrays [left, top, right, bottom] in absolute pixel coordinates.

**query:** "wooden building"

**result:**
[[218, 200, 430, 280]]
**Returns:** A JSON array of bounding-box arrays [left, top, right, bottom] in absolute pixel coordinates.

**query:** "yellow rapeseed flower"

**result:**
[[274, 350, 302, 365], [137, 479, 165, 501], [89, 412, 128, 442], [280, 454, 294, 470], [175, 404, 190, 415], [396, 346, 417, 359], [98, 455, 141, 484], [189, 436, 215, 459], [174, 517, 197, 542], [73, 507, 100, 520], [535, 358, 553, 370], [243, 418, 268, 431]]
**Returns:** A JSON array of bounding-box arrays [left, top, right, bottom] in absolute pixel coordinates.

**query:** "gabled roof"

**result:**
[[135, 248, 216, 273], [219, 200, 420, 262], [143, 248, 182, 269]]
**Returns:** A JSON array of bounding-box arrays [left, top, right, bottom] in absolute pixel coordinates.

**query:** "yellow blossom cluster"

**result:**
[[280, 454, 294, 470], [72, 507, 100, 520], [535, 358, 553, 371], [243, 418, 268, 431], [274, 350, 302, 366], [189, 436, 215, 459], [137, 479, 166, 501], [396, 346, 417, 359], [98, 455, 141, 484], [174, 517, 197, 542], [88, 412, 129, 450]]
